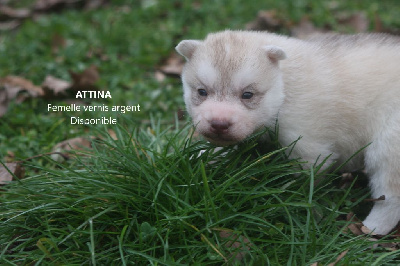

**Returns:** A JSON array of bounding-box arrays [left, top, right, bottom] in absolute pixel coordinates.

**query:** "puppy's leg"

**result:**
[[362, 194, 400, 235], [363, 123, 400, 235]]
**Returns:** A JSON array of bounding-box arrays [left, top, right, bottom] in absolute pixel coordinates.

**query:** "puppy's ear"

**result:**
[[263, 45, 286, 62], [176, 40, 202, 61]]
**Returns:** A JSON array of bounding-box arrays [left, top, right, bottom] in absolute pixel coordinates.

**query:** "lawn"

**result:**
[[1, 0, 400, 264]]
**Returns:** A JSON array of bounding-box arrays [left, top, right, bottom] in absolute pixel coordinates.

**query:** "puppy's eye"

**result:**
[[241, 92, 254, 99], [198, 89, 208, 97]]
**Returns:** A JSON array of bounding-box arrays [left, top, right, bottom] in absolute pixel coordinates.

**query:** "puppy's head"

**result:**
[[176, 31, 286, 146]]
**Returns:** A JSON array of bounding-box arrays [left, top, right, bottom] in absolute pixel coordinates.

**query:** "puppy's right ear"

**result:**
[[175, 40, 202, 61], [263, 45, 286, 63]]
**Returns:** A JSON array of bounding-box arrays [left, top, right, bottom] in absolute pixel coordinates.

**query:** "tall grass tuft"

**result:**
[[1, 121, 399, 265]]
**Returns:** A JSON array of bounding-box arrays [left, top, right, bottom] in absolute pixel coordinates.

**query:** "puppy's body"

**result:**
[[176, 31, 400, 234]]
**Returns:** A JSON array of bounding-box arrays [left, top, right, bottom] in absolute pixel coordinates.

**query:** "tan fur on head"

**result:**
[[177, 30, 400, 235]]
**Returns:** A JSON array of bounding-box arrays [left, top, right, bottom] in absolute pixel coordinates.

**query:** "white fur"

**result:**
[[196, 61, 218, 89], [176, 30, 400, 234]]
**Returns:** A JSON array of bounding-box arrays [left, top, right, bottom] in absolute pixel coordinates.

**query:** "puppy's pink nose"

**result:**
[[210, 120, 231, 134]]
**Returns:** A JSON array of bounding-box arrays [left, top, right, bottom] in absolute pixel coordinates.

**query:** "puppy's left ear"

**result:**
[[263, 45, 286, 62], [176, 40, 202, 61]]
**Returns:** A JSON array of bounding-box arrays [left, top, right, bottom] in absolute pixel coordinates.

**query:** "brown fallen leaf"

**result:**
[[34, 0, 82, 12], [0, 162, 25, 185], [373, 13, 384, 33], [84, 0, 107, 11], [218, 229, 251, 261], [177, 108, 186, 121], [107, 129, 118, 140], [361, 225, 378, 236], [0, 75, 44, 99], [345, 212, 387, 237], [372, 13, 400, 35], [51, 136, 95, 161], [0, 5, 31, 19], [41, 75, 71, 98], [336, 11, 369, 33], [374, 241, 399, 251], [158, 52, 184, 77], [366, 237, 399, 250], [97, 129, 118, 142], [69, 65, 100, 91], [0, 75, 44, 116], [154, 70, 166, 83], [246, 10, 284, 32], [34, 0, 106, 12], [0, 20, 20, 31], [343, 212, 364, 236], [291, 17, 328, 39], [327, 250, 348, 266], [4, 150, 15, 163], [347, 223, 364, 236], [0, 87, 8, 117]]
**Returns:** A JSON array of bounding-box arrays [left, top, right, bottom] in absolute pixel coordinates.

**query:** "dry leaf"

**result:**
[[0, 20, 20, 30], [0, 75, 43, 98], [367, 236, 399, 249], [372, 13, 400, 35], [218, 229, 251, 261], [41, 75, 71, 98], [336, 11, 369, 33], [0, 88, 8, 117], [69, 65, 100, 91], [291, 17, 328, 39], [0, 76, 44, 116], [51, 136, 94, 161], [158, 53, 184, 77], [0, 162, 25, 185], [375, 242, 399, 251], [361, 225, 377, 235], [97, 129, 118, 141], [154, 70, 166, 82], [34, 0, 106, 12], [327, 250, 348, 266], [0, 5, 31, 19], [34, 0, 82, 12], [346, 223, 364, 236], [246, 10, 284, 31], [343, 213, 364, 236], [0, 1, 106, 33], [177, 108, 186, 121], [4, 150, 15, 162], [373, 13, 384, 33], [107, 129, 118, 140], [84, 0, 107, 10]]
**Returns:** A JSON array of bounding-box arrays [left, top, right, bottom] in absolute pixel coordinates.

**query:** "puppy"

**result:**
[[176, 30, 400, 235]]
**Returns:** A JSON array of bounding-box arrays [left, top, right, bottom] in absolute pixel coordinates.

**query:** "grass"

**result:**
[[1, 0, 400, 264], [1, 0, 400, 159], [1, 121, 399, 264]]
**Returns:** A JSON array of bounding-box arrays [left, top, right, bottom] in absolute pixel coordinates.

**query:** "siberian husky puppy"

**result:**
[[176, 30, 400, 235]]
